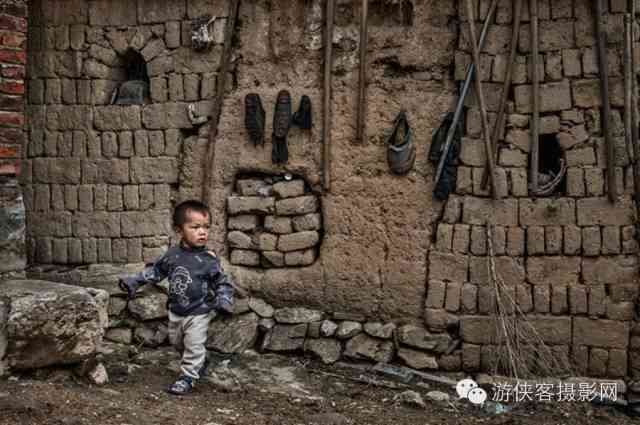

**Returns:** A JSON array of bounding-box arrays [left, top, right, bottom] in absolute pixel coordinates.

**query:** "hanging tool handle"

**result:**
[[433, 0, 499, 187]]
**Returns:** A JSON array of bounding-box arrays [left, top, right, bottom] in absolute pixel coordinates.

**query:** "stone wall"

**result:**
[[24, 0, 457, 322], [23, 0, 228, 265], [17, 0, 640, 381], [228, 175, 322, 268], [424, 0, 640, 379], [0, 0, 27, 278]]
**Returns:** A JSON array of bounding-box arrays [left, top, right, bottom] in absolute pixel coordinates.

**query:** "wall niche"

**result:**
[[227, 173, 322, 268]]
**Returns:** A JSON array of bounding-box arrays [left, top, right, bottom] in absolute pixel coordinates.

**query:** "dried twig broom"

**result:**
[[485, 225, 574, 379]]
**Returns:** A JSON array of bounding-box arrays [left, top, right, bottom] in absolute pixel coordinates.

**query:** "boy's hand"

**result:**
[[215, 300, 234, 316], [118, 278, 136, 300]]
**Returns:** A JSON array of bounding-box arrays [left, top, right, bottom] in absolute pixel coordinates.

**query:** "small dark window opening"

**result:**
[[114, 49, 150, 105], [537, 134, 566, 195], [369, 0, 414, 26]]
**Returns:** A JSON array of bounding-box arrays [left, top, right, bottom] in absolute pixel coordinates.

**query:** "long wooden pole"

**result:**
[[356, 0, 368, 144], [529, 0, 539, 194], [625, 14, 633, 164], [465, 0, 499, 199], [630, 1, 640, 208], [482, 0, 522, 189], [595, 0, 618, 202], [201, 0, 241, 203], [323, 0, 335, 191], [433, 0, 498, 187]]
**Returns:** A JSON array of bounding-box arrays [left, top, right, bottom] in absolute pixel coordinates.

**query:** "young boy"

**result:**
[[119, 200, 234, 395]]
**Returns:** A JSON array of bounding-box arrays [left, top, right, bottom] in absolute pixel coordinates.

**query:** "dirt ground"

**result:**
[[1, 343, 638, 425]]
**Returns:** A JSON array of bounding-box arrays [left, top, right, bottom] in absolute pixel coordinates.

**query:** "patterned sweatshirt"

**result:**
[[121, 244, 234, 316]]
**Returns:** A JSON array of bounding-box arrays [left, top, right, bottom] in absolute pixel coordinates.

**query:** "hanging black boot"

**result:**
[[272, 90, 291, 164], [245, 93, 265, 146], [386, 111, 415, 175]]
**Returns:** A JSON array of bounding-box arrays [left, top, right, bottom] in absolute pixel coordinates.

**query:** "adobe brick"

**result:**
[[573, 317, 629, 349], [570, 285, 589, 314]]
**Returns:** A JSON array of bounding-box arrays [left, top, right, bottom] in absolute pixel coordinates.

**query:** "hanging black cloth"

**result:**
[[245, 93, 265, 146], [429, 112, 462, 201], [292, 95, 312, 130], [272, 90, 291, 164]]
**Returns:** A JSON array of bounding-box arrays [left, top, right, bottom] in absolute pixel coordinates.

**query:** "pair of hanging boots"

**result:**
[[244, 92, 312, 164]]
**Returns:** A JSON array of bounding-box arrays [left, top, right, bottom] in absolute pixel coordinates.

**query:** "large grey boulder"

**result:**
[[0, 280, 107, 374]]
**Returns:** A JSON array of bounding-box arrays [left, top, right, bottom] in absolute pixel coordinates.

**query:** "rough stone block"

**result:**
[[284, 249, 315, 266], [469, 225, 486, 255], [230, 249, 260, 266], [506, 227, 525, 256], [527, 226, 545, 255], [589, 348, 608, 377], [526, 256, 581, 285], [516, 284, 533, 313], [120, 211, 171, 237], [273, 180, 306, 199], [138, 0, 186, 24], [584, 168, 605, 196], [292, 213, 321, 232], [228, 230, 252, 249], [452, 224, 470, 253], [436, 223, 453, 252], [426, 280, 446, 309], [573, 317, 629, 349], [462, 343, 481, 371], [551, 285, 568, 314], [461, 283, 477, 313], [142, 103, 192, 129], [462, 197, 518, 225], [0, 280, 106, 371], [94, 106, 141, 131], [277, 231, 319, 252], [519, 198, 575, 225], [533, 285, 550, 313], [344, 334, 394, 363], [228, 196, 276, 215], [563, 225, 581, 255], [583, 255, 639, 285], [275, 196, 318, 216], [566, 168, 585, 196], [545, 226, 562, 255], [261, 323, 306, 352], [608, 349, 628, 378], [587, 284, 606, 318], [445, 281, 462, 312], [606, 301, 634, 321], [601, 226, 621, 255], [228, 215, 259, 232], [130, 157, 178, 184], [572, 78, 624, 108], [514, 81, 572, 113], [429, 252, 468, 283], [582, 226, 601, 257]]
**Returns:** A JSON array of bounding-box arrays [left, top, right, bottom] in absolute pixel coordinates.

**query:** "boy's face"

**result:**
[[176, 210, 210, 248]]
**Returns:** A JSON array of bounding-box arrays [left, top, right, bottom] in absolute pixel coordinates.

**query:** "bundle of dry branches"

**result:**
[[485, 225, 574, 379]]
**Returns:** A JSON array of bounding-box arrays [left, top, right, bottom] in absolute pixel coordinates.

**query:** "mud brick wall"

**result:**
[[228, 176, 322, 268], [16, 0, 640, 381], [0, 0, 27, 278], [22, 0, 230, 265], [424, 0, 640, 379]]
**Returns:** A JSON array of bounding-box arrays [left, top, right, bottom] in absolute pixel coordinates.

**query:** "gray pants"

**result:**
[[168, 311, 215, 380]]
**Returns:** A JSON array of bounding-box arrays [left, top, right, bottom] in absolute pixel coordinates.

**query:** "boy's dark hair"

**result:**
[[173, 200, 211, 227]]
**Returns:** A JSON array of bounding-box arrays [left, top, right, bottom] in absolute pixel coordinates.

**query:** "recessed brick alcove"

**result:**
[[227, 173, 322, 268]]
